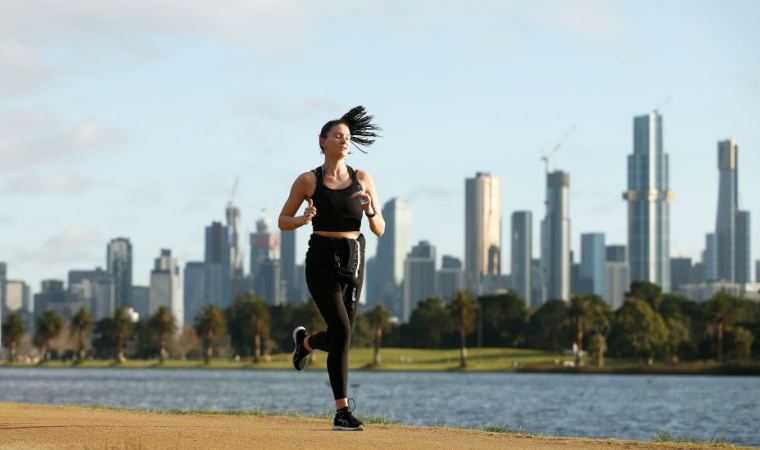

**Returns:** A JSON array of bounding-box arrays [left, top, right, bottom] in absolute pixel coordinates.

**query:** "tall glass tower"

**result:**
[[511, 211, 532, 306], [715, 139, 751, 284], [107, 237, 133, 309], [623, 112, 673, 292], [541, 171, 570, 301], [465, 172, 501, 294]]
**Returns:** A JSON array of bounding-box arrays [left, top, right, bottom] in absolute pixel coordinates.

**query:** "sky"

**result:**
[[1, 0, 759, 293]]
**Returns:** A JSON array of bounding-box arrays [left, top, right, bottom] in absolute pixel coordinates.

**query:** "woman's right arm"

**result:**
[[278, 172, 317, 231]]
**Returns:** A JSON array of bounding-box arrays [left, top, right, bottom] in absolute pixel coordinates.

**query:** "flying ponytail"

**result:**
[[319, 106, 382, 153]]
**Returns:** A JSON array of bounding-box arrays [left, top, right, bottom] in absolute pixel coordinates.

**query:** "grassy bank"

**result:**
[[2, 347, 757, 375]]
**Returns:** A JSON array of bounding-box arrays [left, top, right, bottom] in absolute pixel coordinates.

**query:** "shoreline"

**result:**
[[1, 360, 759, 376], [0, 402, 750, 450]]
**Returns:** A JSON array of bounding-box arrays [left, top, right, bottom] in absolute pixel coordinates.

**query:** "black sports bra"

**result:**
[[310, 166, 363, 232]]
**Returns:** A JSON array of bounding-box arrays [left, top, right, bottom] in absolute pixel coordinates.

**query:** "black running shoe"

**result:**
[[333, 400, 364, 431], [292, 326, 310, 371]]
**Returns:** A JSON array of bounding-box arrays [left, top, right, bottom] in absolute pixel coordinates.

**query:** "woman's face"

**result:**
[[320, 123, 350, 157]]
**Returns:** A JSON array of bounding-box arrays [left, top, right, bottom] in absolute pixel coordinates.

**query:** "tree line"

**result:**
[[2, 281, 758, 366]]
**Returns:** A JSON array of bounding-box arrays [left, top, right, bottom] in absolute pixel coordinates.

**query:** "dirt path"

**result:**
[[0, 403, 740, 450]]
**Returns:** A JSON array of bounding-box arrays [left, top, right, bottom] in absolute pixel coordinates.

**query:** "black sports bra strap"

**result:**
[[313, 166, 324, 186], [348, 166, 362, 191]]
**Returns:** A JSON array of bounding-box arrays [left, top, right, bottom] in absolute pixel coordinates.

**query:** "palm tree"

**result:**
[[705, 293, 737, 363], [33, 310, 63, 362], [113, 307, 135, 363], [447, 290, 477, 368], [2, 313, 26, 363], [365, 303, 390, 366], [69, 307, 94, 363], [226, 294, 271, 363], [585, 296, 614, 367], [195, 305, 227, 364], [148, 306, 177, 363], [569, 295, 594, 366]]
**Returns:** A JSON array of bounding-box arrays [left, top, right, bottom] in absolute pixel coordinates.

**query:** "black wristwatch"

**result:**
[[366, 209, 377, 218]]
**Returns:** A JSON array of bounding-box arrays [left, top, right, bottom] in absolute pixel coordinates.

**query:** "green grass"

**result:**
[[0, 347, 571, 372], [652, 431, 733, 447], [3, 349, 756, 375]]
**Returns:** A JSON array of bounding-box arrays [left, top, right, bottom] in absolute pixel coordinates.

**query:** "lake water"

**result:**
[[0, 368, 758, 447]]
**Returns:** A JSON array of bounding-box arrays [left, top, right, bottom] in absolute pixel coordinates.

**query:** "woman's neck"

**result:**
[[322, 156, 347, 177]]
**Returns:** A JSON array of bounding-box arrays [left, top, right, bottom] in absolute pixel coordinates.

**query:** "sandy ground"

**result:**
[[0, 403, 742, 450]]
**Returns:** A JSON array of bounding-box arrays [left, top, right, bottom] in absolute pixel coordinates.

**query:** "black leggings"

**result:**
[[304, 234, 365, 400]]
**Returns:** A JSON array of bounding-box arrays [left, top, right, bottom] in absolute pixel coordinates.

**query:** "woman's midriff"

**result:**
[[312, 231, 361, 239]]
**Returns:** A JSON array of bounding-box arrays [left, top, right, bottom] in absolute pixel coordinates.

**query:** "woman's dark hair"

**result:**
[[319, 106, 382, 153]]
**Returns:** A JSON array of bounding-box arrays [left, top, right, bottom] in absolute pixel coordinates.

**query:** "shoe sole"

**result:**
[[332, 425, 365, 431], [292, 326, 307, 371]]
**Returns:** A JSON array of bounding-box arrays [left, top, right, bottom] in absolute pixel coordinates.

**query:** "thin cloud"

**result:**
[[0, 115, 123, 169], [0, 40, 55, 98], [17, 226, 102, 264], [2, 170, 92, 195], [232, 96, 341, 120]]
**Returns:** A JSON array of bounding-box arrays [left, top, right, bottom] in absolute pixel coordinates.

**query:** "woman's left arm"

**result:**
[[353, 170, 385, 237]]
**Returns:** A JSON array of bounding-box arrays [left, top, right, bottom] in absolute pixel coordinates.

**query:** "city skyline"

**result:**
[[1, 1, 759, 294]]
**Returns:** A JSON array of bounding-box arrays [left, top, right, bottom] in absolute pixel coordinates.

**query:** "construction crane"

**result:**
[[229, 176, 239, 206], [541, 125, 575, 173], [654, 95, 672, 114]]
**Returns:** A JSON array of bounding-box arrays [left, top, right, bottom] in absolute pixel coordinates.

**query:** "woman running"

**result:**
[[277, 106, 385, 431]]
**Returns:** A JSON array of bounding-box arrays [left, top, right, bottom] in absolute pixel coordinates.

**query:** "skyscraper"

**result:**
[[736, 211, 751, 284], [704, 233, 718, 281], [34, 279, 82, 320], [437, 255, 464, 304], [605, 262, 629, 309], [606, 245, 626, 263], [183, 262, 223, 326], [149, 249, 182, 328], [755, 260, 760, 284], [373, 198, 412, 316], [250, 218, 280, 276], [670, 257, 693, 293], [511, 211, 532, 306], [541, 171, 570, 301], [256, 258, 282, 306], [226, 203, 245, 278], [580, 233, 606, 296], [623, 112, 673, 292], [403, 241, 437, 322], [716, 139, 738, 282], [107, 238, 133, 309], [68, 268, 115, 320], [465, 172, 501, 294], [280, 229, 299, 303], [205, 221, 231, 307]]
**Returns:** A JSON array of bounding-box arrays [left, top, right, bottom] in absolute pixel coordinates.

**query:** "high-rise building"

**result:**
[[373, 198, 412, 316], [107, 238, 133, 309], [0, 262, 6, 328], [402, 241, 437, 323], [183, 262, 224, 326], [704, 233, 718, 281], [149, 249, 182, 328], [736, 210, 751, 284], [530, 258, 544, 309], [131, 286, 149, 321], [68, 268, 115, 320], [605, 262, 630, 309], [670, 258, 693, 293], [34, 279, 83, 320], [541, 171, 570, 301], [255, 258, 282, 306], [511, 211, 532, 307], [623, 112, 673, 292], [606, 245, 626, 263], [437, 255, 464, 304], [280, 229, 299, 303], [580, 233, 606, 296], [716, 140, 739, 282], [250, 219, 279, 274], [465, 172, 501, 294], [205, 221, 231, 307], [226, 203, 245, 279], [755, 260, 760, 284]]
